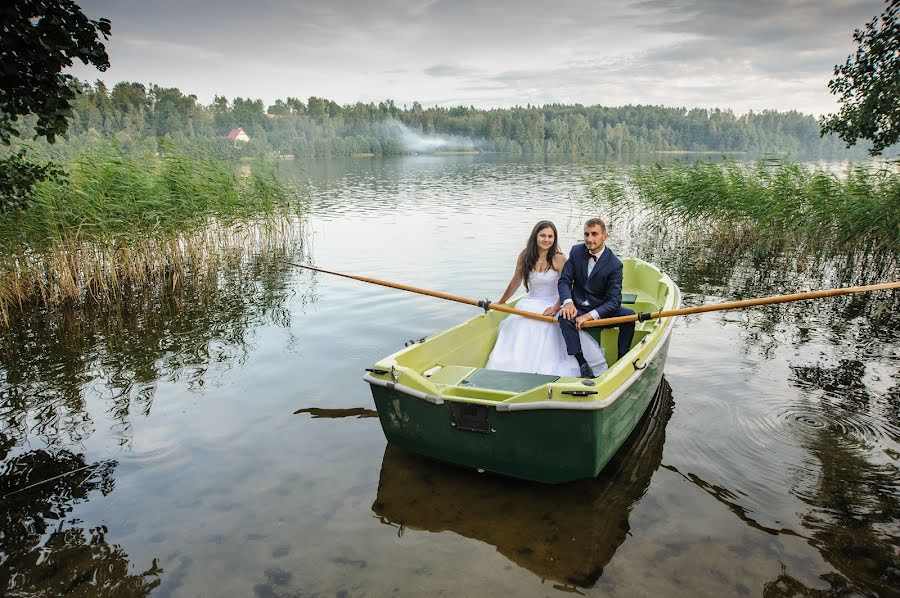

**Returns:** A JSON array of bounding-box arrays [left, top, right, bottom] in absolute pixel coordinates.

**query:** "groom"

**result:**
[[558, 218, 636, 378]]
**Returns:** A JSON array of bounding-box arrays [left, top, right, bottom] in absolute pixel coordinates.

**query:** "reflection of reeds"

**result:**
[[0, 449, 162, 595], [588, 159, 900, 253], [0, 146, 307, 325], [0, 237, 307, 448]]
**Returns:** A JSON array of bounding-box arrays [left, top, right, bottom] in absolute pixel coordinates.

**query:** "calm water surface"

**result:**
[[1, 155, 897, 596]]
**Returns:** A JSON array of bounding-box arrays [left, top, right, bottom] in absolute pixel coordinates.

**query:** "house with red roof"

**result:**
[[228, 128, 250, 143]]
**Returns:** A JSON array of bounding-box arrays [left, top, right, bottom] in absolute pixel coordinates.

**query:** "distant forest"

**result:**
[[17, 80, 876, 159]]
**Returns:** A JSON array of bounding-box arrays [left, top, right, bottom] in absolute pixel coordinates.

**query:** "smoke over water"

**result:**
[[385, 118, 483, 153]]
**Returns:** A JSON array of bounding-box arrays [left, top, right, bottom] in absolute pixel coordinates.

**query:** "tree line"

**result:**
[[43, 79, 873, 159]]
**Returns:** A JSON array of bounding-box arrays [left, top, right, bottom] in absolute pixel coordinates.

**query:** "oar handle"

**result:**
[[583, 280, 900, 327], [286, 262, 557, 323]]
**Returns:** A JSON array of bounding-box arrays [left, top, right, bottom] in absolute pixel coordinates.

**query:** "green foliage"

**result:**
[[0, 146, 300, 247], [43, 81, 875, 161], [0, 151, 64, 211], [821, 0, 900, 155], [589, 160, 900, 251], [0, 0, 110, 210], [0, 0, 111, 145]]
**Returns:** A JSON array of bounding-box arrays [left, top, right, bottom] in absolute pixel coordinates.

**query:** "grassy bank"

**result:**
[[588, 159, 900, 252], [0, 146, 305, 323]]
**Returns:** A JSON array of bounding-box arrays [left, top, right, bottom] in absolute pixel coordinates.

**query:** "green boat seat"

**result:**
[[459, 369, 559, 393]]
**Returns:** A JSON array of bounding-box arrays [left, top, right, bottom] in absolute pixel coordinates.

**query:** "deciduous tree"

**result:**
[[0, 0, 111, 144], [820, 0, 899, 155], [0, 0, 110, 209]]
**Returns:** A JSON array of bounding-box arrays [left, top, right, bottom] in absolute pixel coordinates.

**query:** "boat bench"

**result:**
[[582, 295, 659, 366], [423, 364, 557, 400]]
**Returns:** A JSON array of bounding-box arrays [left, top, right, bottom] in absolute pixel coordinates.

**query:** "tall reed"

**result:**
[[0, 146, 306, 324], [588, 159, 900, 253]]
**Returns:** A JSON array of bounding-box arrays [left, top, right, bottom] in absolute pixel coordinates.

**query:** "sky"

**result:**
[[69, 0, 886, 116]]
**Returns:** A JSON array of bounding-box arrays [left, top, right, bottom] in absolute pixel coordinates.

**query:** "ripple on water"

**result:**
[[341, 344, 382, 360], [670, 359, 814, 517], [770, 398, 894, 450], [119, 440, 188, 471]]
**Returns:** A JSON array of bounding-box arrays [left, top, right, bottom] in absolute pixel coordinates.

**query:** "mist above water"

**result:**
[[385, 118, 482, 153]]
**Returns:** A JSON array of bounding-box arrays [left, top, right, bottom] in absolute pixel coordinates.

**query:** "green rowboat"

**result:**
[[364, 258, 680, 483], [371, 380, 672, 587]]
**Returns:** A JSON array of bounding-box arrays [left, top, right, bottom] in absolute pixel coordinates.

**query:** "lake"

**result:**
[[1, 154, 897, 596]]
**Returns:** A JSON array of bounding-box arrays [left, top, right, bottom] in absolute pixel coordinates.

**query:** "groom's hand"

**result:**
[[559, 302, 577, 319], [575, 313, 594, 329]]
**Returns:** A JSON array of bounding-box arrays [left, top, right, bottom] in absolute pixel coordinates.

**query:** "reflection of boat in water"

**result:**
[[365, 258, 680, 483], [371, 379, 673, 588]]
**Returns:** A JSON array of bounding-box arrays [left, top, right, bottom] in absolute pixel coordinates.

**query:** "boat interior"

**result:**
[[382, 259, 676, 400]]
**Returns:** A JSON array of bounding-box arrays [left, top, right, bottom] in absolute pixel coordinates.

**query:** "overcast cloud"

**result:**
[[69, 0, 885, 115]]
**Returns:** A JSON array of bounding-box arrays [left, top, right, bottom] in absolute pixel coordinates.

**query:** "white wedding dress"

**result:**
[[485, 269, 608, 377]]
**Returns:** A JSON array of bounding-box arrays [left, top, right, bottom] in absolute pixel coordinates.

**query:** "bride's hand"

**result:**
[[543, 306, 559, 316]]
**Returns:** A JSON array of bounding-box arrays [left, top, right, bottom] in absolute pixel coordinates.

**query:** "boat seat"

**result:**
[[584, 300, 660, 366], [459, 369, 559, 392], [424, 365, 476, 386]]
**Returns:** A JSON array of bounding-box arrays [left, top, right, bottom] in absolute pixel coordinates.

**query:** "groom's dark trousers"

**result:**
[[558, 243, 635, 360], [560, 306, 635, 361]]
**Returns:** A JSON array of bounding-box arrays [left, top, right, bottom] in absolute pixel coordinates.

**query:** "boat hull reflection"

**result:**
[[372, 379, 673, 588]]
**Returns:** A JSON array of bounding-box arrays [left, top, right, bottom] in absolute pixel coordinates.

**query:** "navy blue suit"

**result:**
[[558, 244, 635, 360]]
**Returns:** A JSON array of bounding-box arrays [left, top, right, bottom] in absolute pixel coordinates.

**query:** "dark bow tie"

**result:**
[[587, 252, 601, 262]]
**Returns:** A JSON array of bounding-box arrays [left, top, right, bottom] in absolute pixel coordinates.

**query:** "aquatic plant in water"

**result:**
[[0, 146, 307, 324], [587, 159, 900, 253]]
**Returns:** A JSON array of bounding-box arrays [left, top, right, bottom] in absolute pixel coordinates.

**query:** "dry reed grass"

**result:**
[[0, 214, 303, 326], [0, 145, 306, 326]]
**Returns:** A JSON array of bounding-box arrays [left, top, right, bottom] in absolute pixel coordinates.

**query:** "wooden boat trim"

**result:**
[[495, 307, 676, 412], [363, 373, 445, 404]]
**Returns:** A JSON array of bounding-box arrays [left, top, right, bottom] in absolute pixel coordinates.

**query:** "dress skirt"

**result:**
[[485, 292, 608, 377]]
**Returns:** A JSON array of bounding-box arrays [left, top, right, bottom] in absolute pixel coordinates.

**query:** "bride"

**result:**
[[485, 220, 607, 378]]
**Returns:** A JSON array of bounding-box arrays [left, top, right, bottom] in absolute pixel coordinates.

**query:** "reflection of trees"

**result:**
[[0, 448, 161, 596], [783, 360, 899, 596], [668, 337, 899, 595], [763, 565, 858, 597], [372, 380, 673, 589], [0, 245, 305, 448], [677, 358, 900, 595]]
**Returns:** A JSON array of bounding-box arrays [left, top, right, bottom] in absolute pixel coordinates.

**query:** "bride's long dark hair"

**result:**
[[520, 220, 561, 291]]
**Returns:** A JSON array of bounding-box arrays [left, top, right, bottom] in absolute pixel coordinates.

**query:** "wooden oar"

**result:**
[[287, 262, 899, 327], [286, 262, 557, 322], [583, 281, 900, 328]]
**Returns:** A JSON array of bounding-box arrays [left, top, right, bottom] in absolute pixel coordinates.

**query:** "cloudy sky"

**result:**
[[70, 0, 885, 116]]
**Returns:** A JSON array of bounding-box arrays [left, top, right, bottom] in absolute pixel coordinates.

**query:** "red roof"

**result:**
[[228, 128, 247, 140]]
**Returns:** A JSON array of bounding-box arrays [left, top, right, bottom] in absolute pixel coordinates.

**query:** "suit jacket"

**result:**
[[558, 244, 623, 318]]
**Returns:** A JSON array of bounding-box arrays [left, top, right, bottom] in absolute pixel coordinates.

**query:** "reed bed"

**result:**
[[0, 147, 306, 324], [588, 159, 900, 253]]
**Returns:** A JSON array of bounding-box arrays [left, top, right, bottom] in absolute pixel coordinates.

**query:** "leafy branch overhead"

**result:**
[[821, 0, 899, 155], [0, 151, 64, 210], [0, 0, 111, 145]]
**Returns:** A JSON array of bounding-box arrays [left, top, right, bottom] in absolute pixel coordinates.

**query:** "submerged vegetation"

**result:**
[[588, 159, 900, 253], [0, 146, 305, 324]]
